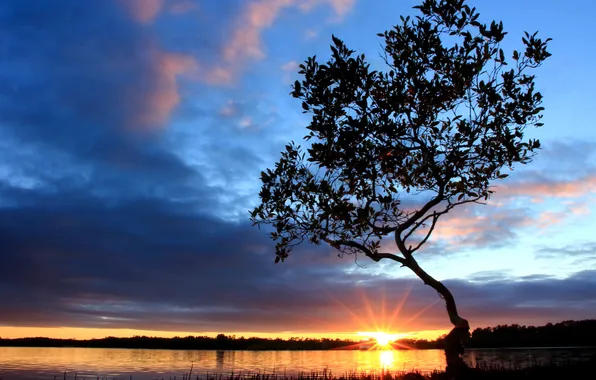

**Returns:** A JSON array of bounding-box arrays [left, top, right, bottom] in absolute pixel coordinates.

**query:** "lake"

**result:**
[[0, 347, 594, 380]]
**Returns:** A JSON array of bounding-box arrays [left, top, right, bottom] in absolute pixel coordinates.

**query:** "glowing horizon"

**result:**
[[357, 331, 408, 346], [0, 326, 449, 341]]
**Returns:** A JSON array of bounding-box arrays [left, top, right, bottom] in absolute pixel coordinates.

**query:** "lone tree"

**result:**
[[250, 0, 550, 363]]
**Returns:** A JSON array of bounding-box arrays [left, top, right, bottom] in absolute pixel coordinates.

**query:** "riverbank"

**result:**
[[2, 320, 595, 351], [175, 359, 596, 380], [37, 358, 596, 380], [2, 347, 594, 380]]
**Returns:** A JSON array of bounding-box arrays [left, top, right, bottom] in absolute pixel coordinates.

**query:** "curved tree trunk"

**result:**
[[405, 255, 470, 375]]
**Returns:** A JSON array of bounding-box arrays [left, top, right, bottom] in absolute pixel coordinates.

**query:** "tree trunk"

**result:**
[[405, 255, 470, 375]]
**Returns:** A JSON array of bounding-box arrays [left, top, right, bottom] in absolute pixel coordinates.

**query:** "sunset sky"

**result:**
[[1, 0, 595, 341]]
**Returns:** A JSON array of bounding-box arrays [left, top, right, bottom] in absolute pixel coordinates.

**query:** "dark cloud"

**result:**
[[1, 191, 595, 334], [0, 0, 210, 202], [1, 0, 156, 138]]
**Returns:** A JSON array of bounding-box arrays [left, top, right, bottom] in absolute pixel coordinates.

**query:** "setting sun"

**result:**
[[358, 332, 403, 348]]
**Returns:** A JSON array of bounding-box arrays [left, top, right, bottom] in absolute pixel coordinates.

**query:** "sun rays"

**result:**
[[309, 280, 444, 351], [357, 331, 404, 349], [255, 276, 443, 349]]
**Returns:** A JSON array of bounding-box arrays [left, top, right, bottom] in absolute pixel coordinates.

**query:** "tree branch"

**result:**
[[375, 252, 408, 265], [409, 212, 440, 254], [323, 238, 407, 265], [394, 186, 444, 257]]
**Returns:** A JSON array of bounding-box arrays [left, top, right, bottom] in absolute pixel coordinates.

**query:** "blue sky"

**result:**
[[0, 0, 595, 340]]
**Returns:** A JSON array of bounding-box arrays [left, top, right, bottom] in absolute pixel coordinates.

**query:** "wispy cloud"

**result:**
[[494, 175, 596, 202], [535, 242, 596, 260], [299, 0, 355, 19], [119, 0, 164, 23], [215, 0, 357, 84]]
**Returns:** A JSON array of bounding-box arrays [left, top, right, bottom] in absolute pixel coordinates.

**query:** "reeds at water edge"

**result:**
[[9, 356, 593, 380]]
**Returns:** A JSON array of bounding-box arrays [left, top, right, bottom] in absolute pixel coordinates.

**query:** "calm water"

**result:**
[[0, 347, 594, 380]]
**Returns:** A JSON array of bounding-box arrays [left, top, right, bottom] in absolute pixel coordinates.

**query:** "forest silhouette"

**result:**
[[1, 320, 594, 351]]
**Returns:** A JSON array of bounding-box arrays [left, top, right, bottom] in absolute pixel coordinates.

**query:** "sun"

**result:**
[[357, 332, 402, 348], [374, 332, 393, 347]]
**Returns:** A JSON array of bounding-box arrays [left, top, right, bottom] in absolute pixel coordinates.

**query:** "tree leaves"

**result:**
[[250, 0, 550, 263]]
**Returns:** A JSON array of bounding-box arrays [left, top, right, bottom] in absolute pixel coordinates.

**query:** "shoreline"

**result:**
[[1, 345, 596, 351], [2, 361, 596, 380]]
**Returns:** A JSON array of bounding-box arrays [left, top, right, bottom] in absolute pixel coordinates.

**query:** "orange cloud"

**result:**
[[432, 214, 489, 240], [132, 51, 198, 129], [224, 0, 294, 62], [426, 175, 596, 245], [225, 0, 355, 61], [494, 175, 596, 201], [216, 0, 356, 84], [327, 0, 356, 16], [119, 0, 164, 23], [299, 0, 355, 17], [535, 210, 567, 230], [425, 209, 534, 247]]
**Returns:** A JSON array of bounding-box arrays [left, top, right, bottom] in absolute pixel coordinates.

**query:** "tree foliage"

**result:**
[[250, 0, 550, 271]]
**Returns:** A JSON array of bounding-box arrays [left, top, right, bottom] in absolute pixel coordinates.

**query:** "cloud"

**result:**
[[489, 139, 596, 203], [399, 140, 596, 252], [327, 0, 355, 16], [281, 61, 300, 72], [224, 0, 294, 62], [299, 0, 355, 18], [535, 242, 596, 260], [442, 270, 596, 328], [430, 207, 531, 249], [135, 51, 199, 129], [119, 0, 164, 23], [0, 0, 225, 222], [203, 67, 234, 85], [325, 0, 355, 17], [281, 61, 300, 83], [0, 0, 198, 136], [216, 0, 357, 83], [304, 28, 318, 40], [494, 175, 596, 202], [1, 207, 594, 334]]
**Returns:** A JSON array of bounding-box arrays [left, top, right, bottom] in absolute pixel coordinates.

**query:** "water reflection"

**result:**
[[379, 350, 394, 369], [216, 351, 225, 371], [0, 347, 593, 380]]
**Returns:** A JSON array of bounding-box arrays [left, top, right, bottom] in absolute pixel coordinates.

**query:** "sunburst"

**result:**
[[357, 331, 403, 349]]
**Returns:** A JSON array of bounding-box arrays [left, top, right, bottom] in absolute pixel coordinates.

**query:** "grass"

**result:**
[[27, 357, 595, 380]]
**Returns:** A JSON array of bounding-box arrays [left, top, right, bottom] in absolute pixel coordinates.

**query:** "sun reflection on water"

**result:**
[[0, 347, 453, 376], [379, 350, 394, 369]]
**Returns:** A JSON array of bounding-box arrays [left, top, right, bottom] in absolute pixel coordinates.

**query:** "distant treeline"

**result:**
[[1, 320, 595, 350], [468, 319, 596, 348], [399, 320, 596, 349], [0, 334, 356, 350]]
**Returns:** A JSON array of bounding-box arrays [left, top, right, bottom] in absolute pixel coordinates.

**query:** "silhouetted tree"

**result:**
[[250, 0, 550, 369]]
